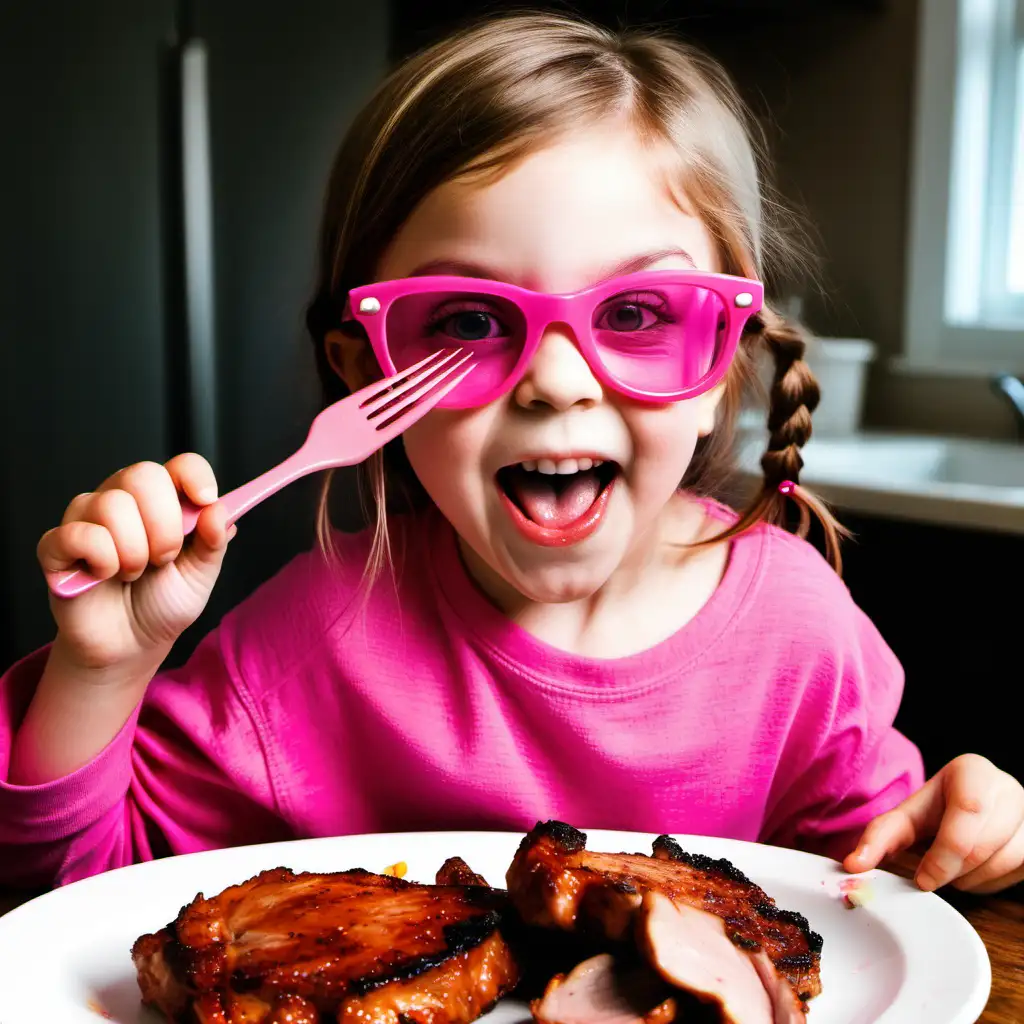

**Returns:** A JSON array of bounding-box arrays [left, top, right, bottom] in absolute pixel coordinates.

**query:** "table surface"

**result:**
[[1, 853, 1021, 1022]]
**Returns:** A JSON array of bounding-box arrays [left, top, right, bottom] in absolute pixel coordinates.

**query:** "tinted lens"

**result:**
[[385, 291, 528, 405], [591, 285, 728, 394]]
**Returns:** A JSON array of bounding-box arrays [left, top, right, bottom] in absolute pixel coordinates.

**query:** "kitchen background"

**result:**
[[2, 0, 1022, 780]]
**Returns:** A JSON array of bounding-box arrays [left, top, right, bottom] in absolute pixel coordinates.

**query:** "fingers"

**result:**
[[61, 492, 93, 526], [96, 455, 221, 565], [38, 520, 120, 580], [92, 489, 155, 580], [43, 488, 155, 583], [41, 455, 226, 585], [183, 500, 233, 571], [945, 765, 1024, 893], [915, 798, 991, 891], [163, 452, 218, 507], [954, 823, 1024, 893], [844, 813, 916, 873], [913, 755, 1008, 891], [847, 756, 1024, 894], [844, 774, 946, 873], [102, 461, 187, 565], [161, 453, 232, 564]]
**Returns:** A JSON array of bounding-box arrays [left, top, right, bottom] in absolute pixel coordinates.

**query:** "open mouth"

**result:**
[[495, 458, 620, 547]]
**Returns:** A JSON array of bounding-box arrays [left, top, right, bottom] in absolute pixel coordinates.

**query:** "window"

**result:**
[[903, 0, 1024, 374]]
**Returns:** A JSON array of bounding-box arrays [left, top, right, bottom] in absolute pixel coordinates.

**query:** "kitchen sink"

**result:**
[[934, 439, 1024, 489], [794, 435, 1024, 491], [735, 429, 1024, 533]]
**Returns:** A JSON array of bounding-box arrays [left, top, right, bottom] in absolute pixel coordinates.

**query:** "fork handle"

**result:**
[[46, 449, 314, 600]]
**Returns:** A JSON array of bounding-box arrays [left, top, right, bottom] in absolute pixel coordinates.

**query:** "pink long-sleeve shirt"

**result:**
[[0, 504, 924, 888]]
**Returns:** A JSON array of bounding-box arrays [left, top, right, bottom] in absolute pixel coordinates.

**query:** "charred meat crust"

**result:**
[[436, 856, 492, 888], [652, 834, 822, 955], [542, 826, 821, 956], [348, 912, 503, 995], [508, 822, 822, 1002], [341, 931, 518, 1022], [517, 820, 588, 855]]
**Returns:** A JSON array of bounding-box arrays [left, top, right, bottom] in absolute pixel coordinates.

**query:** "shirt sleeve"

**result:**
[[0, 623, 291, 888], [759, 599, 926, 861]]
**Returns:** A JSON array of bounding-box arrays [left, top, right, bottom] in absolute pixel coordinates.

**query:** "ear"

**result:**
[[324, 328, 382, 392], [693, 381, 727, 438]]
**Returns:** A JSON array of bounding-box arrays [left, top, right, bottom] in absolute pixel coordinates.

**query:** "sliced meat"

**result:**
[[132, 866, 519, 1023], [532, 953, 678, 1024], [507, 822, 820, 1008], [640, 892, 772, 1024], [749, 952, 808, 1024], [649, 835, 820, 1004]]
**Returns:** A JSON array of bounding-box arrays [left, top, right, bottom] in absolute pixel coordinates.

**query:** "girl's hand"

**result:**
[[844, 754, 1024, 894], [36, 454, 234, 673]]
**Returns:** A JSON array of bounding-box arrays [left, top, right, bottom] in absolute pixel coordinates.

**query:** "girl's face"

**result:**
[[331, 125, 725, 606]]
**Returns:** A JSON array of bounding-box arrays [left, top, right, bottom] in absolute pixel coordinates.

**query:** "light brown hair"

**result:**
[[305, 11, 846, 578]]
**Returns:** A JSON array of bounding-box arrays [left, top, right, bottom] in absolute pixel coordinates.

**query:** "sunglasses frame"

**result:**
[[345, 269, 764, 407]]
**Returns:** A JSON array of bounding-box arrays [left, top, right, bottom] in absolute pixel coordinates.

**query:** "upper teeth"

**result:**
[[521, 458, 603, 474]]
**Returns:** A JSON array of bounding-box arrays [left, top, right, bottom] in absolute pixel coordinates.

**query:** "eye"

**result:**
[[595, 293, 671, 334], [425, 301, 509, 342], [600, 303, 657, 332], [443, 310, 503, 341]]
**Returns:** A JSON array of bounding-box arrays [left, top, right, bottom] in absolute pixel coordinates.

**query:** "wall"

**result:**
[[0, 0, 390, 664], [719, 0, 1019, 439], [186, 0, 390, 640], [0, 0, 176, 667]]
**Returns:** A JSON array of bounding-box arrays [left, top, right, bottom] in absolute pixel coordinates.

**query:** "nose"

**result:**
[[513, 325, 603, 412]]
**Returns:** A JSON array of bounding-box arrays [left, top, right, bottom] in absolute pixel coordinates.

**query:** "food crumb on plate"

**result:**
[[382, 860, 408, 878], [838, 877, 875, 909], [87, 999, 113, 1019]]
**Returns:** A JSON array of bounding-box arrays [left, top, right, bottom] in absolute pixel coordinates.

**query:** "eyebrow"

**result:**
[[408, 258, 508, 279], [600, 247, 696, 277], [406, 247, 697, 285]]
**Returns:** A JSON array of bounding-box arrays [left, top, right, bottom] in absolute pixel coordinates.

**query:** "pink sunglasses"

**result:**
[[345, 270, 764, 409]]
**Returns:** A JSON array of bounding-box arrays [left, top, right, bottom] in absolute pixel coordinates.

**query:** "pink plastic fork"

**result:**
[[47, 349, 474, 599]]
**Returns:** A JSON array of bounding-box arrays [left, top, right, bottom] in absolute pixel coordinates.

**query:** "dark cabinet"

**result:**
[[0, 1, 389, 666], [836, 513, 1023, 783]]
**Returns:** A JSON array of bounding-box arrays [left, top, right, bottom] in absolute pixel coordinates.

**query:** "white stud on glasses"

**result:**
[[359, 297, 381, 314], [734, 292, 754, 308]]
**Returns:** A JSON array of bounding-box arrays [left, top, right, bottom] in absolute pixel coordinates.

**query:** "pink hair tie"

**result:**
[[778, 480, 797, 496]]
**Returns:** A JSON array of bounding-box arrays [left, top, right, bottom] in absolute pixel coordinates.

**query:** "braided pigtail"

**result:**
[[716, 308, 849, 573]]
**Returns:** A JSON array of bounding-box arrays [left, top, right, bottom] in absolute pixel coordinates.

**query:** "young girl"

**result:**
[[2, 13, 1022, 898]]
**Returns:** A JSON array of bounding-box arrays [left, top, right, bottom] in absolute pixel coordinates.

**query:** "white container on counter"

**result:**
[[804, 337, 876, 435], [751, 336, 877, 436]]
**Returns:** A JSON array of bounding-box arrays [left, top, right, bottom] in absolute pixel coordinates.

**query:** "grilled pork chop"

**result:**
[[132, 866, 518, 1023], [507, 822, 821, 1019]]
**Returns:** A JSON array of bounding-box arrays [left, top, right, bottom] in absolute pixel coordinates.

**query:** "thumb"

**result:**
[[843, 773, 946, 873], [177, 501, 234, 581]]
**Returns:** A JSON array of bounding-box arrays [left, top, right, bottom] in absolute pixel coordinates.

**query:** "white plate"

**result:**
[[0, 829, 990, 1023]]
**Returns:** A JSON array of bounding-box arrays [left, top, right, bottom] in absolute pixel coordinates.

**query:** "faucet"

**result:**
[[991, 374, 1024, 439]]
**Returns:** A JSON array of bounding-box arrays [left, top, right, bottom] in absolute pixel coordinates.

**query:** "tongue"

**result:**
[[510, 469, 603, 528]]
